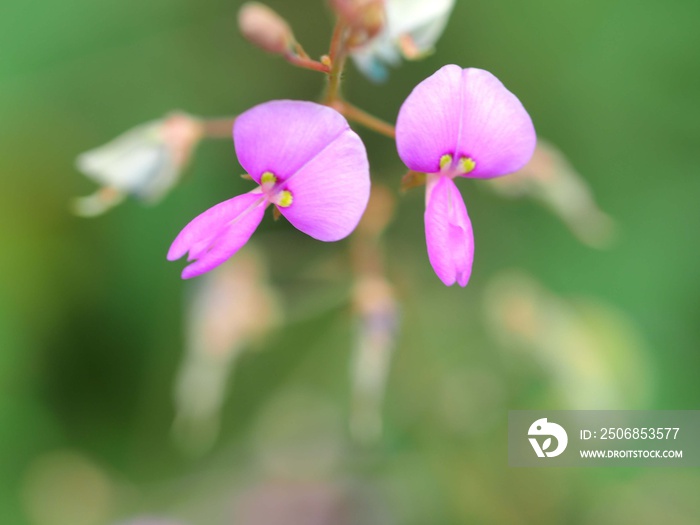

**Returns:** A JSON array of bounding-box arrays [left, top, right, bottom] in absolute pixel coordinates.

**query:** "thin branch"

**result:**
[[199, 117, 236, 138], [284, 53, 331, 73], [334, 100, 396, 139], [328, 19, 346, 63]]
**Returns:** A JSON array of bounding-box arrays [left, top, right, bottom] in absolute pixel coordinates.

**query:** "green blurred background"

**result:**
[[2, 0, 700, 523]]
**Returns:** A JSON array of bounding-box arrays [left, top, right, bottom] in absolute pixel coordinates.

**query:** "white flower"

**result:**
[[172, 249, 281, 454], [351, 0, 455, 81], [350, 274, 399, 443], [73, 113, 202, 216], [487, 140, 616, 248]]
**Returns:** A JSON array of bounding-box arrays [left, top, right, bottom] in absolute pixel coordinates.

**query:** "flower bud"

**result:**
[[238, 2, 295, 55], [330, 0, 386, 42]]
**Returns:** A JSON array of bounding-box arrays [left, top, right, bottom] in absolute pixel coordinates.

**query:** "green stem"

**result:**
[[324, 21, 348, 104]]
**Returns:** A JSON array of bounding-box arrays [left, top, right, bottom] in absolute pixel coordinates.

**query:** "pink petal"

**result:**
[[396, 65, 536, 178], [278, 128, 370, 241], [424, 175, 474, 287], [167, 192, 266, 279], [396, 64, 464, 174], [234, 100, 351, 183], [453, 68, 536, 178]]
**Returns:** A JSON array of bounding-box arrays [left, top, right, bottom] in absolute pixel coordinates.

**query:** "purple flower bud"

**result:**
[[238, 2, 295, 55]]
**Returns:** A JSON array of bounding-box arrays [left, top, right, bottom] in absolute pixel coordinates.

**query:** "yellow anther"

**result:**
[[261, 171, 277, 184], [440, 154, 453, 170], [277, 190, 293, 208], [459, 157, 476, 174]]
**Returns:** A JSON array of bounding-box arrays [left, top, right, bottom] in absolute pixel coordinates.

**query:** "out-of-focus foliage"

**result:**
[[2, 0, 700, 523]]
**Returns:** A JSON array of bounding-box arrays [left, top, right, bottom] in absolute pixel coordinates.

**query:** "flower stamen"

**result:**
[[276, 190, 293, 208], [440, 154, 453, 171], [458, 156, 476, 175], [439, 154, 475, 176], [261, 171, 277, 187]]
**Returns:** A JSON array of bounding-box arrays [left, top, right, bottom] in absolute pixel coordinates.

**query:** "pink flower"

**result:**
[[168, 100, 370, 279], [396, 65, 536, 286]]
